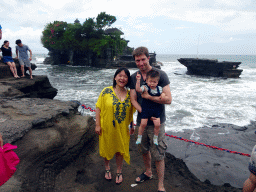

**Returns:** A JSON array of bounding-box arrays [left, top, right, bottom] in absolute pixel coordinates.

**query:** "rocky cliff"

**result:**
[[0, 98, 96, 191], [0, 58, 57, 99], [0, 58, 37, 79]]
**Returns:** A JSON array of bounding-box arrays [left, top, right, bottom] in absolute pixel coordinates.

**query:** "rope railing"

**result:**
[[72, 101, 251, 157], [165, 133, 251, 157]]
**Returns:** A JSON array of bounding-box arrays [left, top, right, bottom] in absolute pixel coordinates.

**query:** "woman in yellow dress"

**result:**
[[95, 67, 135, 185]]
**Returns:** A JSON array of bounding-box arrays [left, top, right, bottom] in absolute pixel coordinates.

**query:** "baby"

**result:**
[[135, 69, 166, 145]]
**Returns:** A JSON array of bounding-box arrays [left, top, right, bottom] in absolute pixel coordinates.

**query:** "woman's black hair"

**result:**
[[113, 67, 131, 88], [2, 40, 8, 47]]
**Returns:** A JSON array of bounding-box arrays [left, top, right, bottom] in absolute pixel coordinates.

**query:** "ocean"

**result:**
[[32, 54, 256, 132]]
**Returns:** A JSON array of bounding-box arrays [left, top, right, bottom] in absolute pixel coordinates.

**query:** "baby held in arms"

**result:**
[[135, 69, 167, 145]]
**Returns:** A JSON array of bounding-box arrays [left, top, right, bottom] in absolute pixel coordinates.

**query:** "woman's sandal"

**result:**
[[116, 173, 123, 185], [105, 170, 112, 181]]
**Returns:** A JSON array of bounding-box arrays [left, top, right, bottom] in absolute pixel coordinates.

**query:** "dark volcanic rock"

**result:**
[[0, 58, 57, 99], [177, 58, 243, 78], [0, 57, 37, 79], [166, 122, 256, 188], [0, 98, 80, 143], [0, 98, 96, 191], [0, 76, 57, 99]]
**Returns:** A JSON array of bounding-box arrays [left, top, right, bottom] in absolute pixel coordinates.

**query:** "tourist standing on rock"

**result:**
[[130, 46, 172, 192], [95, 67, 135, 185], [243, 145, 256, 192], [0, 40, 20, 78], [15, 39, 33, 79]]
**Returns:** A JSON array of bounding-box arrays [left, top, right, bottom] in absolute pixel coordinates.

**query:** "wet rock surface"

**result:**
[[166, 122, 256, 189], [1, 57, 57, 99], [0, 76, 57, 99], [0, 58, 36, 79]]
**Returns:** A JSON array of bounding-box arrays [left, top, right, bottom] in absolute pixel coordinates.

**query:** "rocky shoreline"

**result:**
[[166, 122, 256, 189], [0, 58, 37, 79], [43, 52, 162, 69], [0, 61, 245, 191]]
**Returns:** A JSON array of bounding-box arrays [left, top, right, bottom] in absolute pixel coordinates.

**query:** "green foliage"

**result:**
[[96, 12, 116, 29], [41, 12, 126, 57], [41, 21, 68, 50]]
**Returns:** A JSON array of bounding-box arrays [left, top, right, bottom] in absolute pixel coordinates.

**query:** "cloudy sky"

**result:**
[[1, 0, 256, 54]]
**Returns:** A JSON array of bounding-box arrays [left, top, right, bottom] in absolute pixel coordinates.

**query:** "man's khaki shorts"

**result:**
[[19, 59, 31, 68], [135, 123, 167, 161]]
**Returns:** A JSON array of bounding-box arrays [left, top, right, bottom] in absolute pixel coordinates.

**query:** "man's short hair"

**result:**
[[146, 69, 160, 80], [15, 39, 22, 45], [132, 46, 149, 59]]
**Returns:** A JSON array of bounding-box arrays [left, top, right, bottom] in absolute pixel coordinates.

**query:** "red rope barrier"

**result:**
[[74, 101, 251, 158], [81, 104, 96, 112], [165, 133, 251, 157]]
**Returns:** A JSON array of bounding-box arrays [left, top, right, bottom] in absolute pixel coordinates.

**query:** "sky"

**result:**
[[1, 0, 256, 55]]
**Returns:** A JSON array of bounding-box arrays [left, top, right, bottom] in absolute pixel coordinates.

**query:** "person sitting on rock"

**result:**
[[243, 145, 256, 192], [0, 40, 20, 78], [15, 39, 33, 79]]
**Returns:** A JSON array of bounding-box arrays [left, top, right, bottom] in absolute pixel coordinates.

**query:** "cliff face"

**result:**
[[0, 58, 57, 99], [0, 75, 57, 99], [0, 98, 96, 191], [0, 58, 36, 79], [43, 52, 161, 69]]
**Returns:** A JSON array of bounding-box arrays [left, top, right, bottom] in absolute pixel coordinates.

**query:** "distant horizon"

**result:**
[[157, 53, 256, 55], [31, 52, 256, 56]]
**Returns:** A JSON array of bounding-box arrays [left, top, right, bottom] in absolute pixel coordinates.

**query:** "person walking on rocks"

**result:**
[[15, 39, 33, 79], [0, 40, 20, 78], [130, 46, 172, 192], [95, 67, 135, 185], [243, 145, 256, 192]]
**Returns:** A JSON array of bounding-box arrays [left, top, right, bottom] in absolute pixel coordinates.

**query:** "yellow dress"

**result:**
[[96, 86, 135, 164]]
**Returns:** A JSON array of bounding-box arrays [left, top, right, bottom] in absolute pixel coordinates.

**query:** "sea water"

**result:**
[[32, 54, 256, 132]]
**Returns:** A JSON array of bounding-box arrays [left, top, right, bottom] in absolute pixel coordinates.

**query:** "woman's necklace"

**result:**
[[114, 87, 127, 102]]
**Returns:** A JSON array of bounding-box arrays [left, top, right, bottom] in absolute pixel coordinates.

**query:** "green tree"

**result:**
[[41, 13, 127, 65], [96, 12, 116, 30], [41, 21, 68, 51]]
